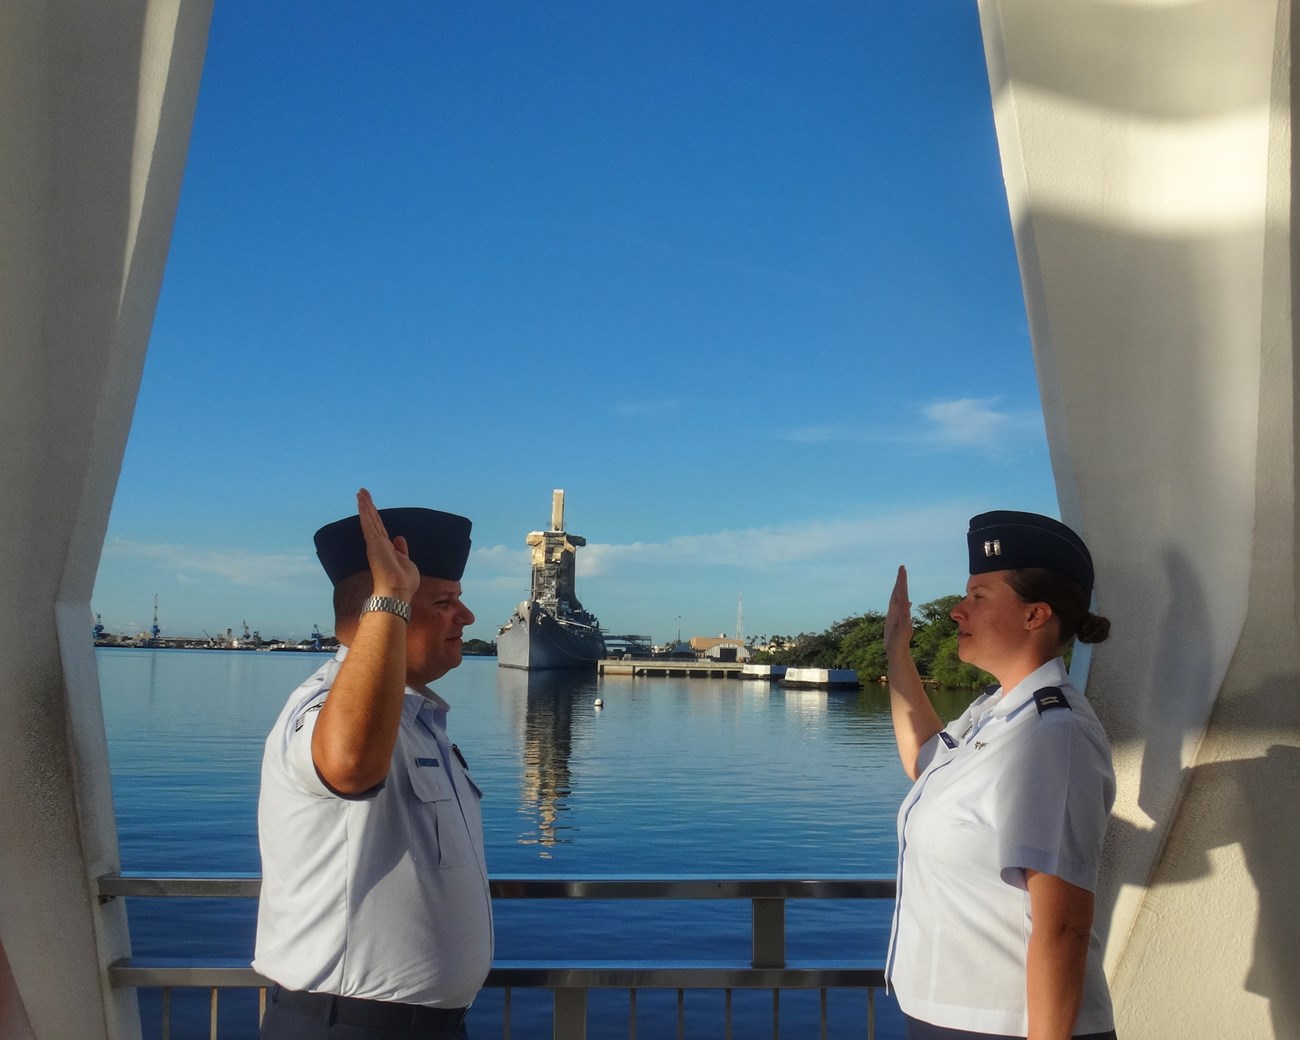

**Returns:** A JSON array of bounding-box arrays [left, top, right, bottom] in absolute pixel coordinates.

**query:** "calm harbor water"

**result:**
[[100, 648, 979, 1039]]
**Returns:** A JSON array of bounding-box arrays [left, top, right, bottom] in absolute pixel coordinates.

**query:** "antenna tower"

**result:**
[[736, 593, 743, 643]]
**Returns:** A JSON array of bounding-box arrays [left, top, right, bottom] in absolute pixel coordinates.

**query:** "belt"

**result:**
[[272, 986, 470, 1031]]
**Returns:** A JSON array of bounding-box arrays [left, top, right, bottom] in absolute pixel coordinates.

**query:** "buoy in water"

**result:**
[[594, 697, 604, 708]]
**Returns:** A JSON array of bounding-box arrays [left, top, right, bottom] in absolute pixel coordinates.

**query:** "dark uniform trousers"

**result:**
[[905, 1015, 1118, 1040], [260, 986, 470, 1040]]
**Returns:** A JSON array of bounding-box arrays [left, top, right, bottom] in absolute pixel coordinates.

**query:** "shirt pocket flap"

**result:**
[[407, 758, 454, 802]]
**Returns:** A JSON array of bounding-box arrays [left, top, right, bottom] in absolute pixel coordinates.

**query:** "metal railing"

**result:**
[[99, 872, 895, 1039]]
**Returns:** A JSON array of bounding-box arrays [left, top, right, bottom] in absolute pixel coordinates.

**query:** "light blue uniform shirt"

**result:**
[[886, 657, 1116, 1036], [253, 649, 493, 1008]]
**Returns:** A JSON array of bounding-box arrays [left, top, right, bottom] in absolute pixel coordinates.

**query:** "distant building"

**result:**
[[688, 636, 750, 663]]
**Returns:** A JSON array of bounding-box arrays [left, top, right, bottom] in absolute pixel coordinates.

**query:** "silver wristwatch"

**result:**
[[360, 595, 412, 623]]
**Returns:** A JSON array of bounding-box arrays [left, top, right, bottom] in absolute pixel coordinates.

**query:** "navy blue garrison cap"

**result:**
[[966, 510, 1094, 595], [314, 508, 472, 584]]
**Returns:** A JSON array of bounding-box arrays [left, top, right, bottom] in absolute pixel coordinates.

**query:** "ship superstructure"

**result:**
[[497, 490, 605, 670]]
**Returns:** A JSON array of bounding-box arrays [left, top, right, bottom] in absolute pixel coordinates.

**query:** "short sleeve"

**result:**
[[995, 714, 1112, 892], [279, 693, 332, 796]]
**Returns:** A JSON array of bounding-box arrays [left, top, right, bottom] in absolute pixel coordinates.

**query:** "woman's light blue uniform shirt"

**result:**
[[886, 657, 1116, 1036]]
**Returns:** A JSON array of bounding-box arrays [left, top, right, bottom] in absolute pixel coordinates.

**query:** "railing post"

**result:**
[[751, 896, 786, 968], [553, 987, 587, 1039]]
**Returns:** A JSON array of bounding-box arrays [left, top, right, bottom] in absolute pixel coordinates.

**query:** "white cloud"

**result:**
[[779, 397, 1043, 457], [915, 397, 1041, 450], [577, 504, 971, 576], [472, 544, 530, 568], [103, 538, 319, 586], [467, 545, 532, 594]]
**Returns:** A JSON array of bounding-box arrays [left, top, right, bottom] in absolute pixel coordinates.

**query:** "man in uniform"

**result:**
[[254, 489, 492, 1039]]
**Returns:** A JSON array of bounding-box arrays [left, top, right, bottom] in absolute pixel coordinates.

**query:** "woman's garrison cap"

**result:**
[[314, 508, 472, 584], [966, 510, 1094, 595]]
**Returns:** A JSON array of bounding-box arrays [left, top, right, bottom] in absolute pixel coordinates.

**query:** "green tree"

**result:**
[[837, 611, 887, 679], [755, 596, 1000, 688], [765, 617, 863, 667], [929, 633, 992, 687], [911, 595, 961, 676], [781, 630, 837, 667]]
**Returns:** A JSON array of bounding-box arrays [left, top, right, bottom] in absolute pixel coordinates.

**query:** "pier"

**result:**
[[598, 659, 746, 679]]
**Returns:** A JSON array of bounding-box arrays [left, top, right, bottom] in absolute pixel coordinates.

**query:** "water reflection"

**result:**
[[487, 668, 982, 861], [781, 687, 829, 722], [497, 668, 599, 857]]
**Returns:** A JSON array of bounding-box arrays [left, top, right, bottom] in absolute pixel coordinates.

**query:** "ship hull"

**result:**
[[498, 600, 604, 670]]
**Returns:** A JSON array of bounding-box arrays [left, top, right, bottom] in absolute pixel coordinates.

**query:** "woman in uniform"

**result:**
[[883, 510, 1118, 1040]]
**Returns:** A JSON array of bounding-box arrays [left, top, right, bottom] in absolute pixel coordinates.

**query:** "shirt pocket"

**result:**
[[405, 759, 457, 868]]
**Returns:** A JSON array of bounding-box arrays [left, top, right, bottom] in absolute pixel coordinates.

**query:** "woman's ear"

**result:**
[[1024, 601, 1053, 632]]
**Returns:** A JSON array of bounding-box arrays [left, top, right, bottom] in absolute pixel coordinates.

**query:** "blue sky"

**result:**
[[93, 1, 1058, 645]]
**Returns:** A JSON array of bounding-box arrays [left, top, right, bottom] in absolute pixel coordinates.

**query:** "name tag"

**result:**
[[938, 732, 957, 750], [415, 757, 440, 768]]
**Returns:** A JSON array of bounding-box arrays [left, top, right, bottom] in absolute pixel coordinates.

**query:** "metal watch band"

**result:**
[[360, 595, 411, 623]]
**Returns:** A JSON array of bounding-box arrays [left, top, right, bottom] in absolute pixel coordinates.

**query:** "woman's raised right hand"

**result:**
[[884, 565, 914, 658]]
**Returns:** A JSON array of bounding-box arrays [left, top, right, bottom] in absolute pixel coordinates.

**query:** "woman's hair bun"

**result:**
[[1076, 612, 1111, 644]]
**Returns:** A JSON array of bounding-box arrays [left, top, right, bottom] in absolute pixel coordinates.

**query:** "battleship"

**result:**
[[497, 489, 606, 670]]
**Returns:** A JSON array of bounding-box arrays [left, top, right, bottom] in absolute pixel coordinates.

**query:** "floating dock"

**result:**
[[780, 667, 861, 688], [596, 661, 863, 685], [597, 660, 745, 679]]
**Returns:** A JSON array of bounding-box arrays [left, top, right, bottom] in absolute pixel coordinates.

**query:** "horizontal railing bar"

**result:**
[[109, 958, 886, 991], [97, 872, 895, 900], [110, 960, 269, 988], [488, 960, 887, 989], [490, 876, 895, 899], [98, 873, 261, 898]]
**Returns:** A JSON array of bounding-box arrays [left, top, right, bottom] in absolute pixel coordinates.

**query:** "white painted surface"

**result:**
[[978, 1, 1299, 1036], [0, 3, 211, 1038]]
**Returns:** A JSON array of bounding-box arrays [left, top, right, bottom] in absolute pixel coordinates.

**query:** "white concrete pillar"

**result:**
[[0, 3, 211, 1038], [977, 1, 1299, 1037]]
